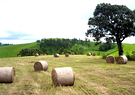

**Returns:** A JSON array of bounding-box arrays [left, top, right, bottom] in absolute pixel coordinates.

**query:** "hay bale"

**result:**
[[0, 67, 15, 83], [116, 55, 128, 64], [34, 61, 48, 71], [87, 53, 91, 56], [65, 53, 69, 57], [54, 53, 59, 57], [62, 52, 64, 55], [106, 55, 115, 63], [35, 53, 39, 57], [51, 67, 75, 86], [18, 55, 21, 57], [92, 53, 96, 56], [71, 52, 75, 55], [40, 54, 43, 56]]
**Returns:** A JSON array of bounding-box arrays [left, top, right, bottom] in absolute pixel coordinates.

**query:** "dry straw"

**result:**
[[116, 55, 128, 64], [0, 67, 15, 83], [54, 53, 59, 57], [71, 52, 75, 55], [62, 52, 64, 55], [51, 67, 75, 86], [92, 53, 96, 56], [18, 55, 21, 57], [87, 53, 91, 56], [34, 61, 48, 71], [35, 53, 39, 57], [40, 54, 43, 56], [106, 55, 115, 63], [65, 53, 69, 57]]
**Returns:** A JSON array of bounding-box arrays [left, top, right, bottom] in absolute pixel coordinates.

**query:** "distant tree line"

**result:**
[[0, 42, 13, 46], [39, 38, 90, 50], [18, 38, 116, 56], [99, 43, 116, 51], [39, 38, 89, 54], [18, 48, 45, 56]]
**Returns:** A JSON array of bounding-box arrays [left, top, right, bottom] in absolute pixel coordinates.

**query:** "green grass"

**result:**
[[0, 55, 135, 94], [0, 39, 135, 58], [0, 42, 40, 58], [111, 43, 135, 57], [0, 41, 102, 58]]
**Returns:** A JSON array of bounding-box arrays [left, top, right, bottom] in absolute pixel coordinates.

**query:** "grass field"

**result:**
[[111, 43, 135, 57], [0, 39, 135, 58], [0, 42, 40, 58], [0, 55, 135, 95]]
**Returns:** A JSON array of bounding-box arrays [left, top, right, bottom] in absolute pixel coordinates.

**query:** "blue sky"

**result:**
[[0, 0, 135, 44]]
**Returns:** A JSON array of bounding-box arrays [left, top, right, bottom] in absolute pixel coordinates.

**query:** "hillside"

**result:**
[[1, 38, 134, 58], [0, 40, 101, 58], [0, 42, 40, 58], [111, 43, 135, 57]]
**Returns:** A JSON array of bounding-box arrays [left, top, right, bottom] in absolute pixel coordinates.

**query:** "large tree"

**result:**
[[86, 3, 135, 55]]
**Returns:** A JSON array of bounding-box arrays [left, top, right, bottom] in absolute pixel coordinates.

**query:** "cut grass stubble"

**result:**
[[0, 55, 135, 95]]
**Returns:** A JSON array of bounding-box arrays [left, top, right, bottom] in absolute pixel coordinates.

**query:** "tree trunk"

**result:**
[[116, 38, 123, 56]]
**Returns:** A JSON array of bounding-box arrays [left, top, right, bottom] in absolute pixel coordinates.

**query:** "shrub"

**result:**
[[102, 54, 108, 59], [131, 55, 135, 61], [126, 51, 135, 61], [126, 54, 132, 60], [132, 51, 135, 56], [97, 51, 100, 56]]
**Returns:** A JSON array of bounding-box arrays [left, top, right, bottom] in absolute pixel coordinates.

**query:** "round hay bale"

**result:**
[[0, 67, 15, 83], [54, 53, 59, 57], [34, 61, 48, 71], [92, 53, 96, 56], [116, 55, 128, 64], [65, 53, 69, 57], [40, 54, 43, 56], [71, 52, 75, 55], [62, 52, 64, 55], [35, 53, 39, 57], [87, 53, 91, 56], [106, 55, 115, 63], [51, 67, 75, 86], [18, 55, 21, 57]]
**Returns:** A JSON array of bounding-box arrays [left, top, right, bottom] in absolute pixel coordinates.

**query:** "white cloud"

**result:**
[[0, 0, 135, 44], [122, 36, 135, 44]]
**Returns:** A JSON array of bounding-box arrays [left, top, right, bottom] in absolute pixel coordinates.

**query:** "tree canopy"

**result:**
[[86, 3, 135, 55]]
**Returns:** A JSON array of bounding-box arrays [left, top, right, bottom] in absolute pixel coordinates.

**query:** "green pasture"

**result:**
[[0, 40, 135, 58], [0, 42, 40, 58]]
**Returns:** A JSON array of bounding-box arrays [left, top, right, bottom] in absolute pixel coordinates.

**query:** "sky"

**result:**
[[0, 0, 135, 44]]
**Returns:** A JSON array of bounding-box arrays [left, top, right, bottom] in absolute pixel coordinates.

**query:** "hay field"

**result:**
[[0, 55, 135, 95]]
